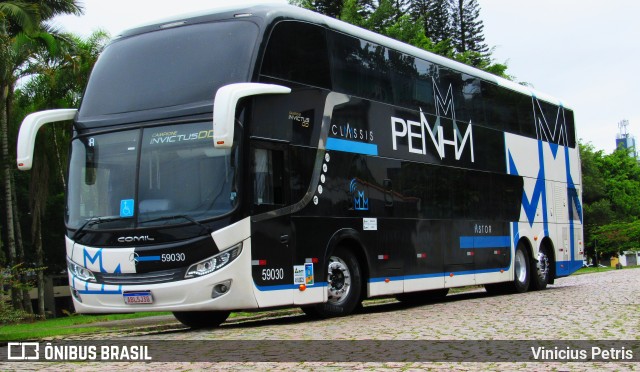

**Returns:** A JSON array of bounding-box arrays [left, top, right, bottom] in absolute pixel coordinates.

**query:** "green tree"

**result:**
[[0, 0, 82, 315], [580, 142, 640, 259], [591, 220, 640, 257], [362, 0, 399, 34], [339, 0, 364, 27], [11, 29, 107, 318], [412, 0, 451, 44], [602, 147, 640, 219], [312, 0, 345, 18], [291, 0, 377, 18], [449, 0, 489, 66]]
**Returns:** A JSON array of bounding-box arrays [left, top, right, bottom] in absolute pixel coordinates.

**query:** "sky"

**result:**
[[51, 0, 638, 153]]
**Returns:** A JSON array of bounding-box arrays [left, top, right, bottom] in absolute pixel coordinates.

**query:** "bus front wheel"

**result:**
[[172, 310, 230, 328], [302, 247, 362, 318]]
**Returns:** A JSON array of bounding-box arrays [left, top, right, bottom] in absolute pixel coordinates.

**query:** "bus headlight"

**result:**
[[185, 243, 242, 278], [67, 258, 96, 282]]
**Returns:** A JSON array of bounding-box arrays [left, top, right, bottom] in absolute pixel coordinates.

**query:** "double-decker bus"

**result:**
[[17, 4, 583, 328]]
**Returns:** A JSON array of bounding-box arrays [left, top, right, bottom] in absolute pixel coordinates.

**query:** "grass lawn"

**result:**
[[574, 265, 639, 275], [0, 312, 170, 341], [574, 266, 615, 275]]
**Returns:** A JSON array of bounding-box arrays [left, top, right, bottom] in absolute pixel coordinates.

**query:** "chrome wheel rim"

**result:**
[[515, 248, 527, 283], [327, 256, 351, 305], [537, 250, 549, 281]]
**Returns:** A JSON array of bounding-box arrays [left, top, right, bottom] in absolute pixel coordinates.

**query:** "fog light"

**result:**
[[212, 279, 232, 298], [71, 288, 82, 303]]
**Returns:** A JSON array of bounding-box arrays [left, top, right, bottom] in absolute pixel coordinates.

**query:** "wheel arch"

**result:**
[[516, 236, 535, 264], [325, 228, 370, 298]]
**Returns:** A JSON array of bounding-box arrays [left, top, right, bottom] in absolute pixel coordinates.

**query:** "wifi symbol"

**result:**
[[349, 178, 357, 194]]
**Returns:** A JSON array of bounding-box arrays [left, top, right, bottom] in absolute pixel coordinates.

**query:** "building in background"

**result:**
[[616, 119, 638, 159]]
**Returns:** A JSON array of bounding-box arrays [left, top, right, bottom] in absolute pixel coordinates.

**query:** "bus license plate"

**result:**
[[123, 291, 153, 304]]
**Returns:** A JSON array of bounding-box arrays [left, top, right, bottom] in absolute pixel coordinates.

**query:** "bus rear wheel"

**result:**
[[530, 246, 551, 290], [302, 247, 362, 318], [172, 310, 230, 328]]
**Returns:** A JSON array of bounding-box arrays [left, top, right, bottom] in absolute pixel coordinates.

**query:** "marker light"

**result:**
[[185, 243, 242, 278], [67, 258, 96, 282]]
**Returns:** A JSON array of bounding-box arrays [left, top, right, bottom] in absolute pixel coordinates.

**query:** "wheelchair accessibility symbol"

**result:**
[[120, 199, 134, 218]]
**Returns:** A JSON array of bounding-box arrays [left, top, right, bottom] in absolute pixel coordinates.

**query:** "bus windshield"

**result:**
[[66, 122, 238, 230], [78, 20, 258, 118]]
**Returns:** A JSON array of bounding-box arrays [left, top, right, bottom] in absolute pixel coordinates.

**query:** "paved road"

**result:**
[[2, 269, 639, 371]]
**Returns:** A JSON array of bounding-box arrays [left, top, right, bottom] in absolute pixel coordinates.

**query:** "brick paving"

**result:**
[[2, 268, 639, 371]]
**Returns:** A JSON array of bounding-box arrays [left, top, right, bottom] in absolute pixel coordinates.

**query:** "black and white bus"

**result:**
[[17, 4, 583, 327]]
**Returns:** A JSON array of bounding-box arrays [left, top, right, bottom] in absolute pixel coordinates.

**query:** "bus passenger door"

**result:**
[[249, 141, 294, 307]]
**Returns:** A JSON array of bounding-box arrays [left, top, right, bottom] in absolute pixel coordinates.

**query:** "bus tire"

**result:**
[[512, 242, 530, 293], [172, 310, 230, 328], [396, 288, 449, 304], [530, 245, 550, 290], [303, 247, 362, 318]]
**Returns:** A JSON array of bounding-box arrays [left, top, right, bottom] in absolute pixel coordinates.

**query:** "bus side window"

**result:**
[[253, 147, 286, 207], [260, 21, 331, 90]]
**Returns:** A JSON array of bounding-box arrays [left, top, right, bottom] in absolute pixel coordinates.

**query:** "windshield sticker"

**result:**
[[120, 199, 135, 218]]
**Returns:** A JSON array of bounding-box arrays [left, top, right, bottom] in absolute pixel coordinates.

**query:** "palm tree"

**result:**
[[15, 29, 108, 316], [0, 0, 82, 314]]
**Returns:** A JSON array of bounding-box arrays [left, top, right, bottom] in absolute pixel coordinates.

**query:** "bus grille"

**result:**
[[95, 268, 184, 285]]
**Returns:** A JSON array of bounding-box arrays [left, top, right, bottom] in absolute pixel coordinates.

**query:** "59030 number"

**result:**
[[261, 268, 284, 281], [161, 253, 186, 262]]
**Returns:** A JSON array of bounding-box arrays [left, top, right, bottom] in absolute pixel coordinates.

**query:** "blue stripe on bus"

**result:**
[[369, 275, 404, 283], [459, 236, 511, 249], [403, 272, 443, 280], [255, 282, 327, 291], [77, 290, 123, 295], [373, 268, 509, 282], [326, 137, 378, 156], [137, 256, 161, 262]]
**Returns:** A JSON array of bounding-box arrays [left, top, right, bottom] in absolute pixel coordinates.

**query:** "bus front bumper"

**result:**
[[69, 237, 259, 313]]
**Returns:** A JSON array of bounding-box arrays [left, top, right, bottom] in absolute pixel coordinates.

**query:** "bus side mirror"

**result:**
[[213, 83, 291, 148], [17, 109, 77, 170]]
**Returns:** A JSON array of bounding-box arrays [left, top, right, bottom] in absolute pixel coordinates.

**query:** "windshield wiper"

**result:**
[[140, 215, 213, 235], [71, 216, 124, 240]]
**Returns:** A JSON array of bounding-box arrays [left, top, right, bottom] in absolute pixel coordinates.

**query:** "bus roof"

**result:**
[[119, 2, 570, 109]]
